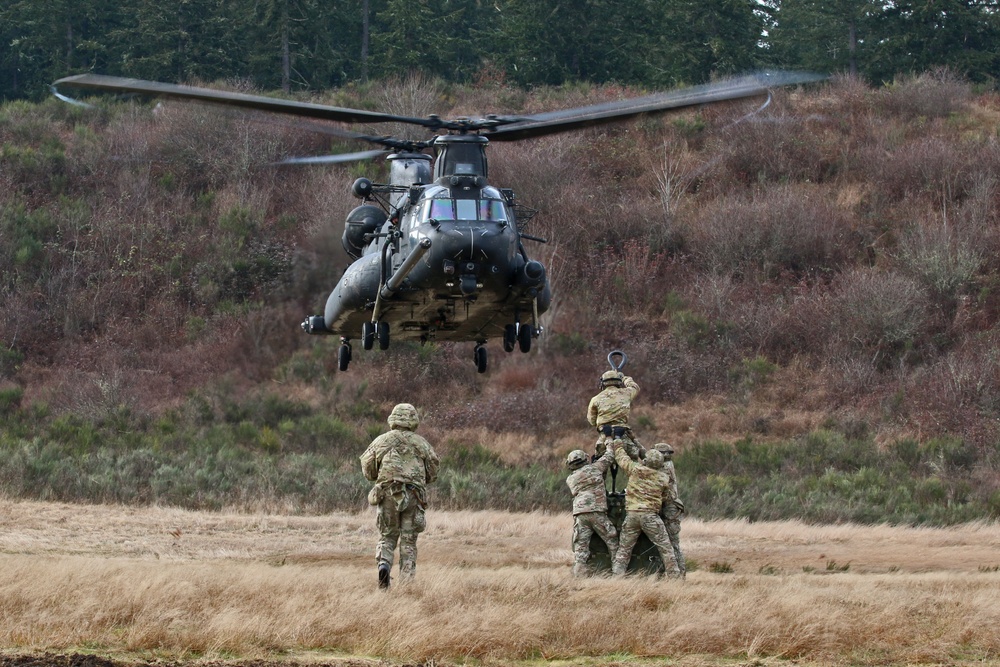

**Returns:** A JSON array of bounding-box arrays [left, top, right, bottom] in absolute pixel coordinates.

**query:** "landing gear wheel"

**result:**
[[518, 323, 534, 353], [503, 324, 517, 353], [338, 343, 352, 371], [474, 345, 488, 373], [362, 321, 375, 350], [377, 321, 390, 350]]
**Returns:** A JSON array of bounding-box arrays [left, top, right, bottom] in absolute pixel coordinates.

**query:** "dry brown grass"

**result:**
[[2, 499, 1000, 666]]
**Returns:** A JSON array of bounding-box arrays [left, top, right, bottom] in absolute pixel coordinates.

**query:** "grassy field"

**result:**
[[2, 499, 1000, 666]]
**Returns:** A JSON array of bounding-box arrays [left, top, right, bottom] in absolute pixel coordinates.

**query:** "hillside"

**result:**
[[2, 72, 1000, 522]]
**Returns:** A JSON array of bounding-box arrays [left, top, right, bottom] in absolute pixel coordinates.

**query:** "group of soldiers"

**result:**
[[569, 369, 685, 578], [357, 368, 683, 589]]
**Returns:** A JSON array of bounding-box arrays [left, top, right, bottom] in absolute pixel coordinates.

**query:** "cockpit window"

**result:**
[[455, 200, 478, 220], [429, 199, 455, 220], [479, 200, 507, 221], [424, 198, 508, 223]]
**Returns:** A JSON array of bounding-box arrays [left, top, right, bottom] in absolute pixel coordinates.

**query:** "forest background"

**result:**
[[4, 0, 1000, 526]]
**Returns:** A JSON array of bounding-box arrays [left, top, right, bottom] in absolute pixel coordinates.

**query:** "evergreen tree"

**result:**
[[649, 0, 765, 85], [767, 0, 888, 78], [0, 0, 118, 100], [245, 0, 363, 91], [369, 0, 489, 82], [109, 0, 245, 83], [880, 0, 1000, 82]]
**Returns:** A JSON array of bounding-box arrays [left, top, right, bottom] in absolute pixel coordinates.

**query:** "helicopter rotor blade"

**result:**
[[483, 70, 825, 142], [52, 73, 447, 129], [272, 149, 392, 166], [274, 117, 434, 152]]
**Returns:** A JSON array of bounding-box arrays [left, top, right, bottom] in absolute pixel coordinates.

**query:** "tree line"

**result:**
[[2, 0, 1000, 100]]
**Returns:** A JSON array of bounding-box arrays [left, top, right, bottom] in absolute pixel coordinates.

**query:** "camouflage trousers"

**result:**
[[595, 431, 644, 491], [572, 511, 619, 577], [595, 430, 644, 461], [612, 511, 680, 577], [661, 504, 685, 575], [375, 490, 426, 578]]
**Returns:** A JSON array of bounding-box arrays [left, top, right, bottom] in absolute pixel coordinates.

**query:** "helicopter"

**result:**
[[52, 71, 821, 373]]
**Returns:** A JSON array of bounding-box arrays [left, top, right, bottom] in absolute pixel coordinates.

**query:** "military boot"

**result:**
[[378, 562, 391, 589]]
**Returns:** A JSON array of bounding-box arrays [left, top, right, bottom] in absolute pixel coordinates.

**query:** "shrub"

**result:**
[[896, 218, 983, 304], [678, 186, 850, 278], [880, 69, 971, 120], [828, 268, 930, 362]]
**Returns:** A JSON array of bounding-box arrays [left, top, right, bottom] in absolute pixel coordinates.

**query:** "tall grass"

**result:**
[[2, 501, 1000, 664]]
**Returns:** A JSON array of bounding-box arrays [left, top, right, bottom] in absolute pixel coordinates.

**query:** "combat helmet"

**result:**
[[388, 403, 420, 430], [653, 442, 675, 459], [566, 449, 589, 469], [644, 449, 664, 469], [600, 370, 624, 387]]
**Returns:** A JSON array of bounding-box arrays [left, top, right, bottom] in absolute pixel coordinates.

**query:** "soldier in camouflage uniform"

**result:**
[[610, 440, 681, 578], [654, 442, 686, 577], [360, 403, 439, 589], [566, 447, 618, 577], [588, 371, 644, 461]]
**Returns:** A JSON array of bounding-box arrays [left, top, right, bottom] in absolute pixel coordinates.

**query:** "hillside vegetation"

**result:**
[[3, 72, 1000, 523]]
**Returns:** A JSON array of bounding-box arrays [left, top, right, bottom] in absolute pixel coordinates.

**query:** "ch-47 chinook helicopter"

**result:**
[[53, 71, 821, 373]]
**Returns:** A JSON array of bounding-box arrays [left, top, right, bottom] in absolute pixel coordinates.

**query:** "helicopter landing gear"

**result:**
[[362, 322, 375, 350], [377, 321, 390, 350], [503, 324, 517, 353], [518, 323, 534, 353], [474, 344, 488, 373], [338, 340, 352, 371]]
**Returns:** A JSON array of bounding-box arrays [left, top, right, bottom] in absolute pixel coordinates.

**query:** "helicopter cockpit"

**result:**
[[417, 187, 509, 224]]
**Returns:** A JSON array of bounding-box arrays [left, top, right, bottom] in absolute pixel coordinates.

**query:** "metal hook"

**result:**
[[607, 350, 627, 371]]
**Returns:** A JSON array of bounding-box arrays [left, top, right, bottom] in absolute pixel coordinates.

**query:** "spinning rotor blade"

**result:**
[[274, 149, 391, 165], [484, 70, 825, 142], [276, 117, 433, 153], [52, 73, 446, 128]]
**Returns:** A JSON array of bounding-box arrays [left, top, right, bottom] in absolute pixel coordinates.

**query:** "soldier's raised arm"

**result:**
[[612, 441, 636, 475], [593, 445, 615, 474], [623, 375, 639, 400]]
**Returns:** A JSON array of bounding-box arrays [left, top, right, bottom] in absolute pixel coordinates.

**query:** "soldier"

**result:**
[[360, 403, 439, 589], [654, 442, 686, 577], [588, 370, 644, 460], [566, 447, 618, 576], [609, 440, 681, 578]]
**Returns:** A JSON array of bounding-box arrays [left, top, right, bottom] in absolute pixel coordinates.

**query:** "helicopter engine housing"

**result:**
[[342, 205, 387, 259]]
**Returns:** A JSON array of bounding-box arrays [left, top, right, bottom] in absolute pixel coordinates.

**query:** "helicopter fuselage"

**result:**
[[323, 181, 550, 344]]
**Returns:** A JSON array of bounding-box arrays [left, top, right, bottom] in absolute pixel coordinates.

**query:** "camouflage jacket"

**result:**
[[360, 428, 440, 490], [587, 376, 639, 427], [614, 445, 675, 512], [664, 460, 679, 501], [566, 448, 614, 515]]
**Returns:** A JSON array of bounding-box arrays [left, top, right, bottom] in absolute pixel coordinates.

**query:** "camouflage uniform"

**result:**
[[360, 403, 439, 587], [588, 373, 645, 461], [654, 442, 686, 576], [610, 443, 680, 577], [566, 448, 618, 576]]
